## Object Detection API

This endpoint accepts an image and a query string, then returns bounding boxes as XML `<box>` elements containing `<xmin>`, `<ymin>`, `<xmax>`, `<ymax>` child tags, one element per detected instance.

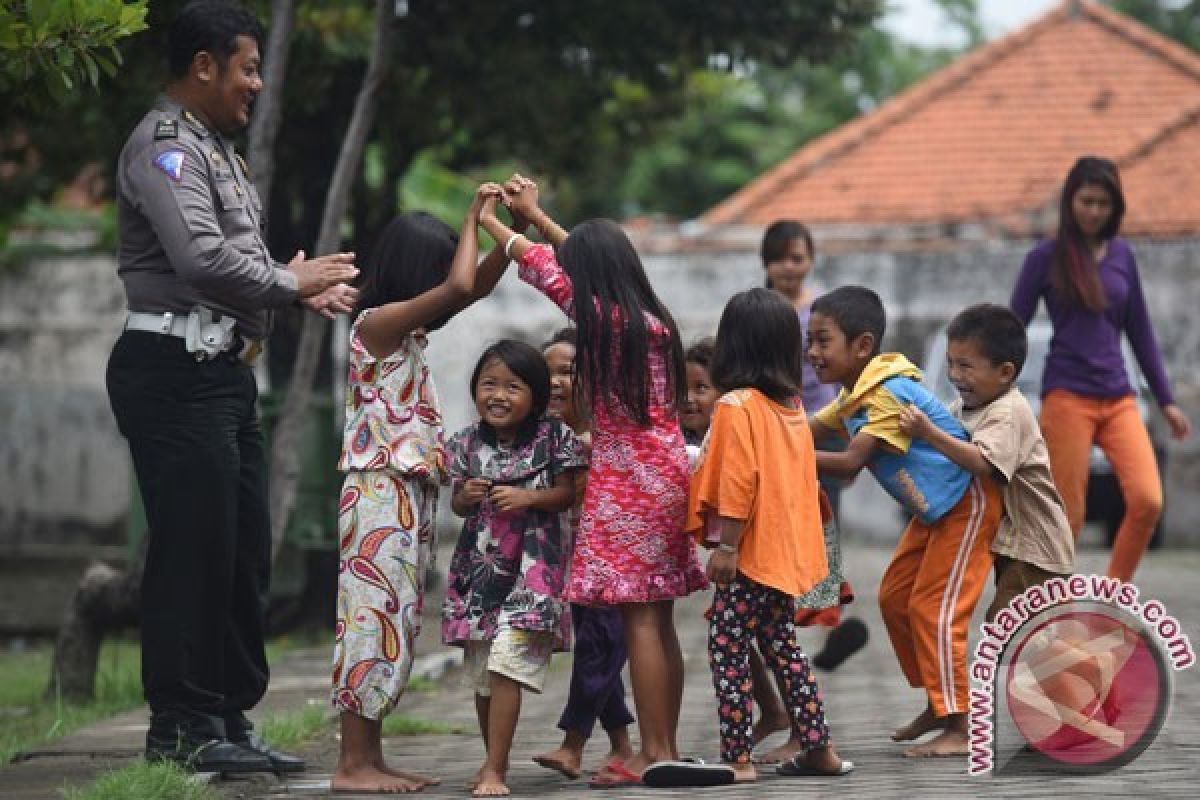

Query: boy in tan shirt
<box><xmin>899</xmin><ymin>304</ymin><xmax>1075</xmax><ymax>622</ymax></box>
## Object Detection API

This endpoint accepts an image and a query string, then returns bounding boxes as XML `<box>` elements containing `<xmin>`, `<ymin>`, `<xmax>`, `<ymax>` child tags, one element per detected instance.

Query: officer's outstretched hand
<box><xmin>288</xmin><ymin>250</ymin><xmax>358</xmax><ymax>297</ymax></box>
<box><xmin>301</xmin><ymin>283</ymin><xmax>359</xmax><ymax>319</ymax></box>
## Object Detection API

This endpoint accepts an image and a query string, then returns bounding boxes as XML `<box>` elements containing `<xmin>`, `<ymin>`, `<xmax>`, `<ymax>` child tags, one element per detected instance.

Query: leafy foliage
<box><xmin>0</xmin><ymin>0</ymin><xmax>148</xmax><ymax>106</ymax></box>
<box><xmin>1111</xmin><ymin>0</ymin><xmax>1200</xmax><ymax>51</ymax></box>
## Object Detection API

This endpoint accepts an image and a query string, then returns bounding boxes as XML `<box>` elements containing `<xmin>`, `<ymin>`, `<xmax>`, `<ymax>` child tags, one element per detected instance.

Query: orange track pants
<box><xmin>879</xmin><ymin>478</ymin><xmax>1002</xmax><ymax>717</ymax></box>
<box><xmin>1039</xmin><ymin>390</ymin><xmax>1162</xmax><ymax>582</ymax></box>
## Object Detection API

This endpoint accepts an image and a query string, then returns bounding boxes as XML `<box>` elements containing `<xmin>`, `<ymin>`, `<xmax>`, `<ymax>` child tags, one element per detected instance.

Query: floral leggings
<box><xmin>709</xmin><ymin>574</ymin><xmax>830</xmax><ymax>763</ymax></box>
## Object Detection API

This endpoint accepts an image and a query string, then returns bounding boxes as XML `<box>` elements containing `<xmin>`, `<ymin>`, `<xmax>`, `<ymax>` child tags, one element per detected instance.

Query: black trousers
<box><xmin>107</xmin><ymin>331</ymin><xmax>270</xmax><ymax>739</ymax></box>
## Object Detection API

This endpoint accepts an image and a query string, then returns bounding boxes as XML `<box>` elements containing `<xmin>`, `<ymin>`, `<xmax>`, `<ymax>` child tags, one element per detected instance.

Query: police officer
<box><xmin>106</xmin><ymin>0</ymin><xmax>358</xmax><ymax>773</ymax></box>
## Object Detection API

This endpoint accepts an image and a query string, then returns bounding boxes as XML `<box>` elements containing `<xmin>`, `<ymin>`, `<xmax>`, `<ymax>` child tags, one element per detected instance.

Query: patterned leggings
<box><xmin>709</xmin><ymin>574</ymin><xmax>830</xmax><ymax>763</ymax></box>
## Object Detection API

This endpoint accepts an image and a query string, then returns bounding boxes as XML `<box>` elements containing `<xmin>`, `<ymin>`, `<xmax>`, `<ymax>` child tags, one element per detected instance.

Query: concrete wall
<box><xmin>2</xmin><ymin>235</ymin><xmax>1197</xmax><ymax>556</ymax></box>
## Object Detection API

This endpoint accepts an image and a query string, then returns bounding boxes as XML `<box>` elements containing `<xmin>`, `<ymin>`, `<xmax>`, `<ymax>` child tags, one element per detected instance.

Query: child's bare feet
<box><xmin>727</xmin><ymin>762</ymin><xmax>757</xmax><ymax>782</ymax></box>
<box><xmin>465</xmin><ymin>767</ymin><xmax>482</xmax><ymax>790</ymax></box>
<box><xmin>332</xmin><ymin>763</ymin><xmax>424</xmax><ymax>794</ymax></box>
<box><xmin>471</xmin><ymin>765</ymin><xmax>510</xmax><ymax>797</ymax></box>
<box><xmin>892</xmin><ymin>705</ymin><xmax>944</xmax><ymax>741</ymax></box>
<box><xmin>754</xmin><ymin>734</ymin><xmax>805</xmax><ymax>765</ymax></box>
<box><xmin>532</xmin><ymin>746</ymin><xmax>582</xmax><ymax>780</ymax></box>
<box><xmin>376</xmin><ymin>762</ymin><xmax>440</xmax><ymax>786</ymax></box>
<box><xmin>904</xmin><ymin>727</ymin><xmax>969</xmax><ymax>758</ymax></box>
<box><xmin>904</xmin><ymin>713</ymin><xmax>967</xmax><ymax>757</ymax></box>
<box><xmin>752</xmin><ymin>711</ymin><xmax>790</xmax><ymax>745</ymax></box>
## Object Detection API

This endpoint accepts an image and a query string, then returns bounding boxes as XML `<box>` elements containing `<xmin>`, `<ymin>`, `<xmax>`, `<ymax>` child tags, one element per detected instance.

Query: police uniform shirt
<box><xmin>116</xmin><ymin>94</ymin><xmax>298</xmax><ymax>340</ymax></box>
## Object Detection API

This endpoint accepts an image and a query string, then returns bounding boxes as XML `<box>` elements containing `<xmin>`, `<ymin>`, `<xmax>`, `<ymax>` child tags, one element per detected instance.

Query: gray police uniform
<box><xmin>106</xmin><ymin>95</ymin><xmax>292</xmax><ymax>748</ymax></box>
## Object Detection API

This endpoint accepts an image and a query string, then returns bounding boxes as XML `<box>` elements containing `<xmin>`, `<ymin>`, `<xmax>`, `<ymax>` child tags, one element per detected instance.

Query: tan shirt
<box><xmin>955</xmin><ymin>386</ymin><xmax>1074</xmax><ymax>574</ymax></box>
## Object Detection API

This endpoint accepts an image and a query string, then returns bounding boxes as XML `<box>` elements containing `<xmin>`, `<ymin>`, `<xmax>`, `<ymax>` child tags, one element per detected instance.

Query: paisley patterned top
<box><xmin>338</xmin><ymin>309</ymin><xmax>446</xmax><ymax>483</ymax></box>
<box><xmin>441</xmin><ymin>417</ymin><xmax>587</xmax><ymax>649</ymax></box>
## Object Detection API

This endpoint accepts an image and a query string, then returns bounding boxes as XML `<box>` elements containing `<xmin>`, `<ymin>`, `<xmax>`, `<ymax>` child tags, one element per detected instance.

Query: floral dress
<box><xmin>441</xmin><ymin>418</ymin><xmax>587</xmax><ymax>650</ymax></box>
<box><xmin>519</xmin><ymin>244</ymin><xmax>708</xmax><ymax>605</ymax></box>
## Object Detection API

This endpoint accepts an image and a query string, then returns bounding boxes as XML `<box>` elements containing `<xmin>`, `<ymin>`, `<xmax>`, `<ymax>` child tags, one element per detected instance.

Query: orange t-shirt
<box><xmin>686</xmin><ymin>388</ymin><xmax>828</xmax><ymax>596</ymax></box>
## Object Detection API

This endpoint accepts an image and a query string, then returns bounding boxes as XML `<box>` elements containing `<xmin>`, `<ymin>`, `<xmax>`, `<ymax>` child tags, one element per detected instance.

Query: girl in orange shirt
<box><xmin>687</xmin><ymin>288</ymin><xmax>853</xmax><ymax>783</ymax></box>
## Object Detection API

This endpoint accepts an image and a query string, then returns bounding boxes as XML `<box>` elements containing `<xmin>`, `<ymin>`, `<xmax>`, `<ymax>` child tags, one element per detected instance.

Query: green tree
<box><xmin>0</xmin><ymin>0</ymin><xmax>148</xmax><ymax>105</ymax></box>
<box><xmin>1110</xmin><ymin>0</ymin><xmax>1200</xmax><ymax>51</ymax></box>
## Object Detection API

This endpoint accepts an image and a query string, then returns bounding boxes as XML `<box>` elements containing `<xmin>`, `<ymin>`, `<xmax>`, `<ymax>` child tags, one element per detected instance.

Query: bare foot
<box><xmin>532</xmin><ymin>747</ymin><xmax>582</xmax><ymax>780</ymax></box>
<box><xmin>904</xmin><ymin>728</ymin><xmax>969</xmax><ymax>758</ymax></box>
<box><xmin>754</xmin><ymin>735</ymin><xmax>805</xmax><ymax>765</ymax></box>
<box><xmin>465</xmin><ymin>767</ymin><xmax>482</xmax><ymax>790</ymax></box>
<box><xmin>752</xmin><ymin>711</ymin><xmax>790</xmax><ymax>745</ymax></box>
<box><xmin>376</xmin><ymin>762</ymin><xmax>440</xmax><ymax>786</ymax></box>
<box><xmin>471</xmin><ymin>766</ymin><xmax>510</xmax><ymax>797</ymax></box>
<box><xmin>892</xmin><ymin>706</ymin><xmax>944</xmax><ymax>741</ymax></box>
<box><xmin>728</xmin><ymin>762</ymin><xmax>757</xmax><ymax>783</ymax></box>
<box><xmin>332</xmin><ymin>764</ymin><xmax>424</xmax><ymax>794</ymax></box>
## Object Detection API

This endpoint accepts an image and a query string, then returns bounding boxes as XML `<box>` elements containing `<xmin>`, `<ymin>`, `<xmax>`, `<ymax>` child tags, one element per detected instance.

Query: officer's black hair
<box><xmin>470</xmin><ymin>340</ymin><xmax>551</xmax><ymax>448</ymax></box>
<box><xmin>355</xmin><ymin>212</ymin><xmax>459</xmax><ymax>331</ymax></box>
<box><xmin>810</xmin><ymin>285</ymin><xmax>886</xmax><ymax>356</ymax></box>
<box><xmin>168</xmin><ymin>0</ymin><xmax>264</xmax><ymax>78</ymax></box>
<box><xmin>947</xmin><ymin>303</ymin><xmax>1027</xmax><ymax>375</ymax></box>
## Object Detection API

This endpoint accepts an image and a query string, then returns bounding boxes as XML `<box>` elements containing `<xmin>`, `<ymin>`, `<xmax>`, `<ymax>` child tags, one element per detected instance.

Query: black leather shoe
<box><xmin>146</xmin><ymin>736</ymin><xmax>274</xmax><ymax>774</ymax></box>
<box><xmin>231</xmin><ymin>732</ymin><xmax>306</xmax><ymax>773</ymax></box>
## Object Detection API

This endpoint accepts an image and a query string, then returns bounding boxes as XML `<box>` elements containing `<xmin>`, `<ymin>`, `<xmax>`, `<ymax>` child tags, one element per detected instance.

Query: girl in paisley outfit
<box><xmin>331</xmin><ymin>185</ymin><xmax>515</xmax><ymax>795</ymax></box>
<box><xmin>443</xmin><ymin>339</ymin><xmax>587</xmax><ymax>798</ymax></box>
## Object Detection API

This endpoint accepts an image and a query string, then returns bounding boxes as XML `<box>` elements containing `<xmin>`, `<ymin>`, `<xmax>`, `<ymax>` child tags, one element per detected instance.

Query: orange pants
<box><xmin>879</xmin><ymin>478</ymin><xmax>1001</xmax><ymax>717</ymax></box>
<box><xmin>1039</xmin><ymin>390</ymin><xmax>1162</xmax><ymax>582</ymax></box>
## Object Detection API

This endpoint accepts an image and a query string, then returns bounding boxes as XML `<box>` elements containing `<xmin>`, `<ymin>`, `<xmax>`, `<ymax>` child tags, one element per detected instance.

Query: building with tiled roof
<box><xmin>700</xmin><ymin>0</ymin><xmax>1200</xmax><ymax>240</ymax></box>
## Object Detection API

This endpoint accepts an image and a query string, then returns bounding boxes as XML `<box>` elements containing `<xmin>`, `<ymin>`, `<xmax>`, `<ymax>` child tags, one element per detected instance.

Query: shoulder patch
<box><xmin>153</xmin><ymin>150</ymin><xmax>186</xmax><ymax>182</ymax></box>
<box><xmin>153</xmin><ymin>119</ymin><xmax>179</xmax><ymax>140</ymax></box>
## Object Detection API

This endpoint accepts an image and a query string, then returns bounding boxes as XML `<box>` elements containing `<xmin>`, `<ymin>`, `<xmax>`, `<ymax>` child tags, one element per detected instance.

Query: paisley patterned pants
<box><xmin>332</xmin><ymin>471</ymin><xmax>437</xmax><ymax>720</ymax></box>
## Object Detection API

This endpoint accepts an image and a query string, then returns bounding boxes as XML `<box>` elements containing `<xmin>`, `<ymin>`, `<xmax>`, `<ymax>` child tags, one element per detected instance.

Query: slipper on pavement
<box><xmin>776</xmin><ymin>756</ymin><xmax>855</xmax><ymax>777</ymax></box>
<box><xmin>588</xmin><ymin>759</ymin><xmax>641</xmax><ymax>790</ymax></box>
<box><xmin>642</xmin><ymin>760</ymin><xmax>736</xmax><ymax>788</ymax></box>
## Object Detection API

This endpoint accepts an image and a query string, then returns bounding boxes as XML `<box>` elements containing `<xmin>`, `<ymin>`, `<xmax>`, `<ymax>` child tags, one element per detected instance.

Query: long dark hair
<box><xmin>1052</xmin><ymin>156</ymin><xmax>1124</xmax><ymax>313</ymax></box>
<box><xmin>469</xmin><ymin>340</ymin><xmax>551</xmax><ymax>447</ymax></box>
<box><xmin>355</xmin><ymin>212</ymin><xmax>458</xmax><ymax>330</ymax></box>
<box><xmin>711</xmin><ymin>288</ymin><xmax>804</xmax><ymax>406</ymax></box>
<box><xmin>761</xmin><ymin>219</ymin><xmax>815</xmax><ymax>290</ymax></box>
<box><xmin>557</xmin><ymin>219</ymin><xmax>686</xmax><ymax>425</ymax></box>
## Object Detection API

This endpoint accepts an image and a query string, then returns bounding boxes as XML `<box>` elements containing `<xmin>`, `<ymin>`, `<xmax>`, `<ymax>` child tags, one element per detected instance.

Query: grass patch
<box><xmin>407</xmin><ymin>675</ymin><xmax>437</xmax><ymax>693</ymax></box>
<box><xmin>258</xmin><ymin>704</ymin><xmax>330</xmax><ymax>749</ymax></box>
<box><xmin>62</xmin><ymin>760</ymin><xmax>221</xmax><ymax>800</ymax></box>
<box><xmin>1</xmin><ymin>638</ymin><xmax>143</xmax><ymax>765</ymax></box>
<box><xmin>382</xmin><ymin>714</ymin><xmax>464</xmax><ymax>736</ymax></box>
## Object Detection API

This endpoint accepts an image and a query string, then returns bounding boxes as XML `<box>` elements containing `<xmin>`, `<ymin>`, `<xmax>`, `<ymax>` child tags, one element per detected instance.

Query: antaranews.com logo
<box><xmin>969</xmin><ymin>574</ymin><xmax>1194</xmax><ymax>776</ymax></box>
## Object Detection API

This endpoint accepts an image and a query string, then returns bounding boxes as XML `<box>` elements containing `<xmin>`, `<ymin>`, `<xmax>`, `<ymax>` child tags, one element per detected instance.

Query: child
<box><xmin>480</xmin><ymin>175</ymin><xmax>709</xmax><ymax>789</ymax></box>
<box><xmin>332</xmin><ymin>186</ymin><xmax>514</xmax><ymax>793</ymax></box>
<box><xmin>807</xmin><ymin>286</ymin><xmax>1002</xmax><ymax>759</ymax></box>
<box><xmin>687</xmin><ymin>288</ymin><xmax>852</xmax><ymax>783</ymax></box>
<box><xmin>681</xmin><ymin>337</ymin><xmax>718</xmax><ymax>449</ymax></box>
<box><xmin>896</xmin><ymin>304</ymin><xmax>1074</xmax><ymax>622</ymax></box>
<box><xmin>443</xmin><ymin>340</ymin><xmax>587</xmax><ymax>797</ymax></box>
<box><xmin>533</xmin><ymin>328</ymin><xmax>636</xmax><ymax>779</ymax></box>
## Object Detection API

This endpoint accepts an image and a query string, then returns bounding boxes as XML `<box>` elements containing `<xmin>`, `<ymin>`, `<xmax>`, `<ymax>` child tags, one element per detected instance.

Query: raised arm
<box><xmin>898</xmin><ymin>405</ymin><xmax>995</xmax><ymax>478</ymax></box>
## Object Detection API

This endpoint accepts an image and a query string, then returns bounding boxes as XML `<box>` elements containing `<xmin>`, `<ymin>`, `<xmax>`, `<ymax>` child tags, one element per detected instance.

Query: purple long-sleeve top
<box><xmin>1010</xmin><ymin>238</ymin><xmax>1174</xmax><ymax>407</ymax></box>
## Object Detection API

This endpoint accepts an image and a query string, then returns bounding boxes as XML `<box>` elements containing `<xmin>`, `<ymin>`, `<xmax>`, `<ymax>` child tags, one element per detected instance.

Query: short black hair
<box><xmin>470</xmin><ymin>340</ymin><xmax>551</xmax><ymax>446</ymax></box>
<box><xmin>542</xmin><ymin>327</ymin><xmax>577</xmax><ymax>351</ymax></box>
<box><xmin>710</xmin><ymin>289</ymin><xmax>804</xmax><ymax>405</ymax></box>
<box><xmin>810</xmin><ymin>285</ymin><xmax>886</xmax><ymax>355</ymax></box>
<box><xmin>168</xmin><ymin>0</ymin><xmax>264</xmax><ymax>78</ymax></box>
<box><xmin>354</xmin><ymin>212</ymin><xmax>458</xmax><ymax>330</ymax></box>
<box><xmin>946</xmin><ymin>303</ymin><xmax>1027</xmax><ymax>375</ymax></box>
<box><xmin>685</xmin><ymin>336</ymin><xmax>715</xmax><ymax>369</ymax></box>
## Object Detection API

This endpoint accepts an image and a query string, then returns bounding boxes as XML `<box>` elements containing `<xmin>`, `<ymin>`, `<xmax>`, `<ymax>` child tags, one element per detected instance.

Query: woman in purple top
<box><xmin>1011</xmin><ymin>156</ymin><xmax>1192</xmax><ymax>581</ymax></box>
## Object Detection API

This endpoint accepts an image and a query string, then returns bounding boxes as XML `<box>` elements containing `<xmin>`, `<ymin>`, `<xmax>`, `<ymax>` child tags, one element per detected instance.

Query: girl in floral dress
<box><xmin>332</xmin><ymin>185</ymin><xmax>514</xmax><ymax>795</ymax></box>
<box><xmin>479</xmin><ymin>175</ymin><xmax>709</xmax><ymax>789</ymax></box>
<box><xmin>443</xmin><ymin>340</ymin><xmax>587</xmax><ymax>797</ymax></box>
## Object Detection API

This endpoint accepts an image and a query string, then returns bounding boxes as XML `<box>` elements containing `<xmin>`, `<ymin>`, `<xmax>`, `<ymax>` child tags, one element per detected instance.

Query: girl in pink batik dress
<box><xmin>480</xmin><ymin>175</ymin><xmax>710</xmax><ymax>790</ymax></box>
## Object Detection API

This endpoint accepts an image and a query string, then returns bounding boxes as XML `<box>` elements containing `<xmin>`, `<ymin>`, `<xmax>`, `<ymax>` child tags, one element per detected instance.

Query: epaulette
<box><xmin>153</xmin><ymin>118</ymin><xmax>179</xmax><ymax>140</ymax></box>
<box><xmin>235</xmin><ymin>153</ymin><xmax>252</xmax><ymax>179</ymax></box>
<box><xmin>181</xmin><ymin>109</ymin><xmax>210</xmax><ymax>138</ymax></box>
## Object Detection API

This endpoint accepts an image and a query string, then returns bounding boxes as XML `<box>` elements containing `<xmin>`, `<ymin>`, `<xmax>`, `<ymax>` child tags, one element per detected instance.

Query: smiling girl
<box><xmin>442</xmin><ymin>339</ymin><xmax>588</xmax><ymax>797</ymax></box>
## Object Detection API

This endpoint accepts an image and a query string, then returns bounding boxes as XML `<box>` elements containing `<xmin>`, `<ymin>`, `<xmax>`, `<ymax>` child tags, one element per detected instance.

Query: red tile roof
<box><xmin>701</xmin><ymin>1</ymin><xmax>1200</xmax><ymax>237</ymax></box>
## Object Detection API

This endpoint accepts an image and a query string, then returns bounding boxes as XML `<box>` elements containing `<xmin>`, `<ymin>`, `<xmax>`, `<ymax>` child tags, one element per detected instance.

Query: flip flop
<box><xmin>812</xmin><ymin>618</ymin><xmax>868</xmax><ymax>671</ymax></box>
<box><xmin>588</xmin><ymin>759</ymin><xmax>641</xmax><ymax>790</ymax></box>
<box><xmin>642</xmin><ymin>760</ymin><xmax>737</xmax><ymax>788</ymax></box>
<box><xmin>776</xmin><ymin>756</ymin><xmax>855</xmax><ymax>777</ymax></box>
